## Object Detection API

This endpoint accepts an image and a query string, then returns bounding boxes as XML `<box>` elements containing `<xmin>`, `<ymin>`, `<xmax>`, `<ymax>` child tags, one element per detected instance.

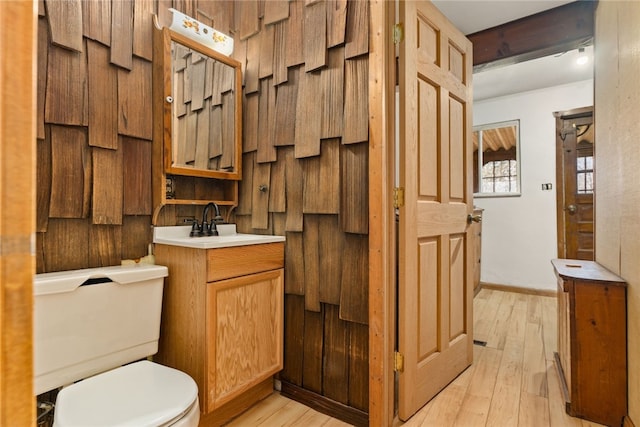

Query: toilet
<box><xmin>34</xmin><ymin>264</ymin><xmax>200</xmax><ymax>427</ymax></box>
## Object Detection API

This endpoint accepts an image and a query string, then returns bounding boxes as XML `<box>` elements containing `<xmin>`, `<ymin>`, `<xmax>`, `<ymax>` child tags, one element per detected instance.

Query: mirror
<box><xmin>473</xmin><ymin>120</ymin><xmax>521</xmax><ymax>196</ymax></box>
<box><xmin>155</xmin><ymin>25</ymin><xmax>242</xmax><ymax>180</ymax></box>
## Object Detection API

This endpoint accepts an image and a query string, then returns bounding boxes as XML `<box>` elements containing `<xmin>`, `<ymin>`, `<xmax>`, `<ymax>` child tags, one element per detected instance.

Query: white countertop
<box><xmin>153</xmin><ymin>225</ymin><xmax>285</xmax><ymax>249</ymax></box>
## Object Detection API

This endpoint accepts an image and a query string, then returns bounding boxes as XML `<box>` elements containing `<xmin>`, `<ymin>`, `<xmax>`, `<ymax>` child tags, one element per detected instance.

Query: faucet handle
<box><xmin>205</xmin><ymin>221</ymin><xmax>219</xmax><ymax>236</ymax></box>
<box><xmin>189</xmin><ymin>220</ymin><xmax>200</xmax><ymax>237</ymax></box>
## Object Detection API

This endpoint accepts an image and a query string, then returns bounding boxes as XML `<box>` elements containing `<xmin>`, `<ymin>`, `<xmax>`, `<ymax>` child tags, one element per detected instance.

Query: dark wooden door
<box><xmin>555</xmin><ymin>107</ymin><xmax>594</xmax><ymax>260</ymax></box>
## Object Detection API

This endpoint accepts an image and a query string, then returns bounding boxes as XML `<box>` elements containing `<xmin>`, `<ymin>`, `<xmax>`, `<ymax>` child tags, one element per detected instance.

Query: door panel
<box><xmin>450</xmin><ymin>98</ymin><xmax>465</xmax><ymax>199</ymax></box>
<box><xmin>418</xmin><ymin>80</ymin><xmax>438</xmax><ymax>197</ymax></box>
<box><xmin>418</xmin><ymin>239</ymin><xmax>439</xmax><ymax>357</ymax></box>
<box><xmin>398</xmin><ymin>0</ymin><xmax>474</xmax><ymax>420</ymax></box>
<box><xmin>450</xmin><ymin>234</ymin><xmax>466</xmax><ymax>339</ymax></box>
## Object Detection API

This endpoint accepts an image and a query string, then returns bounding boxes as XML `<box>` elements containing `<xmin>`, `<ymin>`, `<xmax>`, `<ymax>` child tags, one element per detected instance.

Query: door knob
<box><xmin>566</xmin><ymin>204</ymin><xmax>577</xmax><ymax>215</ymax></box>
<box><xmin>467</xmin><ymin>214</ymin><xmax>482</xmax><ymax>224</ymax></box>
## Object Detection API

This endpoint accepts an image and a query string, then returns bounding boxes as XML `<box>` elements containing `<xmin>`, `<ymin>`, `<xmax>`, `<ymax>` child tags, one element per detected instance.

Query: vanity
<box><xmin>150</xmin><ymin>13</ymin><xmax>284</xmax><ymax>425</ymax></box>
<box><xmin>154</xmin><ymin>225</ymin><xmax>285</xmax><ymax>425</ymax></box>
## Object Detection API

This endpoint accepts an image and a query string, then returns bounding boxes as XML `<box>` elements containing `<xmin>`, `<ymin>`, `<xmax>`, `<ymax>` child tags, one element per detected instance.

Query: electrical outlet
<box><xmin>541</xmin><ymin>183</ymin><xmax>553</xmax><ymax>190</ymax></box>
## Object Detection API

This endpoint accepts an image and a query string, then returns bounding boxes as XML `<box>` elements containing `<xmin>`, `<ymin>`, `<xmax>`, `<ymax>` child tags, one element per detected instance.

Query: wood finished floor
<box><xmin>227</xmin><ymin>289</ymin><xmax>605</xmax><ymax>427</ymax></box>
<box><xmin>225</xmin><ymin>391</ymin><xmax>352</xmax><ymax>426</ymax></box>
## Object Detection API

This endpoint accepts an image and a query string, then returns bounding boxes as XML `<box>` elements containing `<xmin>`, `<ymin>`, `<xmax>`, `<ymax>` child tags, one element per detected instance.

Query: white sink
<box><xmin>153</xmin><ymin>225</ymin><xmax>285</xmax><ymax>249</ymax></box>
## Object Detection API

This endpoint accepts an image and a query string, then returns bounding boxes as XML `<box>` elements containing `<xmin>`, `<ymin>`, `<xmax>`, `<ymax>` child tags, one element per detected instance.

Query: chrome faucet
<box><xmin>189</xmin><ymin>202</ymin><xmax>223</xmax><ymax>237</ymax></box>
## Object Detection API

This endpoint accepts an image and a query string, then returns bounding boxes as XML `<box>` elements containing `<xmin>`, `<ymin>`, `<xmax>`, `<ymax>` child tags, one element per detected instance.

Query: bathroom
<box><xmin>32</xmin><ymin>0</ymin><xmax>369</xmax><ymax>425</ymax></box>
<box><xmin>3</xmin><ymin>1</ymin><xmax>640</xmax><ymax>426</ymax></box>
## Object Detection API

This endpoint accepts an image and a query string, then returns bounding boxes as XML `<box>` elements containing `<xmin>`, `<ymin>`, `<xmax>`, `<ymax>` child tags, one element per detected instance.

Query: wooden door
<box><xmin>397</xmin><ymin>1</ymin><xmax>474</xmax><ymax>420</ymax></box>
<box><xmin>555</xmin><ymin>107</ymin><xmax>594</xmax><ymax>260</ymax></box>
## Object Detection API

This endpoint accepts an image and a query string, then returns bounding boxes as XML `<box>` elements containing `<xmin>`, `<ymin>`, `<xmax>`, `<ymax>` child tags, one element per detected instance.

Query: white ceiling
<box><xmin>473</xmin><ymin>45</ymin><xmax>593</xmax><ymax>101</ymax></box>
<box><xmin>431</xmin><ymin>0</ymin><xmax>593</xmax><ymax>101</ymax></box>
<box><xmin>432</xmin><ymin>0</ymin><xmax>575</xmax><ymax>35</ymax></box>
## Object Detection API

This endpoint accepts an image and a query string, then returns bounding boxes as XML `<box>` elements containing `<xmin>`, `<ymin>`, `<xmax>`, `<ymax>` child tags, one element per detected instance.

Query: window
<box><xmin>473</xmin><ymin>120</ymin><xmax>521</xmax><ymax>196</ymax></box>
<box><xmin>576</xmin><ymin>140</ymin><xmax>594</xmax><ymax>194</ymax></box>
<box><xmin>482</xmin><ymin>159</ymin><xmax>518</xmax><ymax>193</ymax></box>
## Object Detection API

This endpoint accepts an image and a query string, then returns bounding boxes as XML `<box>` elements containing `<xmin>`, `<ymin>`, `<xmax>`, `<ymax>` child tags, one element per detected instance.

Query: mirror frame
<box><xmin>154</xmin><ymin>21</ymin><xmax>242</xmax><ymax>180</ymax></box>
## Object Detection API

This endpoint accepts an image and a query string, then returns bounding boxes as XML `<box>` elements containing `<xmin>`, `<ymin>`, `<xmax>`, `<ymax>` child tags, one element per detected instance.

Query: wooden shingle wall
<box><xmin>36</xmin><ymin>0</ymin><xmax>228</xmax><ymax>272</ymax></box>
<box><xmin>231</xmin><ymin>0</ymin><xmax>370</xmax><ymax>418</ymax></box>
<box><xmin>37</xmin><ymin>0</ymin><xmax>369</xmax><ymax>419</ymax></box>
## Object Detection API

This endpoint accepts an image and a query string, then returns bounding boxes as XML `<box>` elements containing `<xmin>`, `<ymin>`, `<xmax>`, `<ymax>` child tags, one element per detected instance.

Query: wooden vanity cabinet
<box><xmin>155</xmin><ymin>242</ymin><xmax>284</xmax><ymax>426</ymax></box>
<box><xmin>551</xmin><ymin>259</ymin><xmax>627</xmax><ymax>427</ymax></box>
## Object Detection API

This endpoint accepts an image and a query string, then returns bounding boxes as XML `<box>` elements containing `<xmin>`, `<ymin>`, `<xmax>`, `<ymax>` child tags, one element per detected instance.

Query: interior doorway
<box><xmin>554</xmin><ymin>107</ymin><xmax>595</xmax><ymax>260</ymax></box>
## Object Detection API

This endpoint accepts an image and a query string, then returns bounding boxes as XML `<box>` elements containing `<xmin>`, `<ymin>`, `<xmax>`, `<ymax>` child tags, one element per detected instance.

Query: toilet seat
<box><xmin>53</xmin><ymin>361</ymin><xmax>199</xmax><ymax>427</ymax></box>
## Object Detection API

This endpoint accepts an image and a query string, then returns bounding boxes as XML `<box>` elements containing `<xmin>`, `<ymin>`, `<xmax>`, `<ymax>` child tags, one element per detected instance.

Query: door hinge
<box><xmin>394</xmin><ymin>351</ymin><xmax>405</xmax><ymax>373</ymax></box>
<box><xmin>393</xmin><ymin>187</ymin><xmax>405</xmax><ymax>208</ymax></box>
<box><xmin>393</xmin><ymin>23</ymin><xmax>404</xmax><ymax>44</ymax></box>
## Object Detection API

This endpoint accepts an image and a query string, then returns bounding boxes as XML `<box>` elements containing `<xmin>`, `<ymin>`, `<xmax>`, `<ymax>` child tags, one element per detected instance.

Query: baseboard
<box><xmin>280</xmin><ymin>381</ymin><xmax>369</xmax><ymax>427</ymax></box>
<box><xmin>473</xmin><ymin>284</ymin><xmax>482</xmax><ymax>297</ymax></box>
<box><xmin>480</xmin><ymin>282</ymin><xmax>557</xmax><ymax>297</ymax></box>
<box><xmin>624</xmin><ymin>415</ymin><xmax>636</xmax><ymax>427</ymax></box>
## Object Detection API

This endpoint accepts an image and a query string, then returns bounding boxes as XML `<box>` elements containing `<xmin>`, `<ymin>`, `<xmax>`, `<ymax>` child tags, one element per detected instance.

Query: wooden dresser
<box><xmin>551</xmin><ymin>259</ymin><xmax>627</xmax><ymax>427</ymax></box>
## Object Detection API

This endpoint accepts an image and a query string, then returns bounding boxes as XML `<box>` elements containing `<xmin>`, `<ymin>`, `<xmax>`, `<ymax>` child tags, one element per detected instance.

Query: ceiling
<box><xmin>431</xmin><ymin>0</ymin><xmax>594</xmax><ymax>101</ymax></box>
<box><xmin>432</xmin><ymin>0</ymin><xmax>575</xmax><ymax>35</ymax></box>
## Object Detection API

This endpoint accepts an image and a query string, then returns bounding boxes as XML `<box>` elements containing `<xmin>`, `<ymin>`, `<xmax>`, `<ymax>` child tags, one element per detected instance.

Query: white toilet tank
<box><xmin>34</xmin><ymin>264</ymin><xmax>168</xmax><ymax>396</ymax></box>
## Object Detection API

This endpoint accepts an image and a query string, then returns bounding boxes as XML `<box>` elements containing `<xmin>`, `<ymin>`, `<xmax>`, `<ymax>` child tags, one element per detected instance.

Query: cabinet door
<box><xmin>206</xmin><ymin>269</ymin><xmax>284</xmax><ymax>412</ymax></box>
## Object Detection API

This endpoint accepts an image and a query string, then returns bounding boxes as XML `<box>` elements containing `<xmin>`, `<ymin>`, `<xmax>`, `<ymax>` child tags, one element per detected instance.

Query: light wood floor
<box><xmin>228</xmin><ymin>289</ymin><xmax>604</xmax><ymax>427</ymax></box>
<box><xmin>226</xmin><ymin>391</ymin><xmax>352</xmax><ymax>426</ymax></box>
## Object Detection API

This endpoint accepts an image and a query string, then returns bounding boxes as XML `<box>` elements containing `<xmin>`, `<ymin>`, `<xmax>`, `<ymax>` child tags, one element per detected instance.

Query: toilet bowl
<box><xmin>54</xmin><ymin>361</ymin><xmax>199</xmax><ymax>427</ymax></box>
<box><xmin>34</xmin><ymin>264</ymin><xmax>200</xmax><ymax>427</ymax></box>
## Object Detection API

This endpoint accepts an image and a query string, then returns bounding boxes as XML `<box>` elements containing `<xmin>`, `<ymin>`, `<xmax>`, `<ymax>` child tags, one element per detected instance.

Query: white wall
<box><xmin>473</xmin><ymin>79</ymin><xmax>593</xmax><ymax>291</ymax></box>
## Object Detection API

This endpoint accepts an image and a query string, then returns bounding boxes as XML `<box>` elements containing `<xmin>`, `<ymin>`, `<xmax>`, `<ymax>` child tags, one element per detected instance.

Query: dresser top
<box><xmin>551</xmin><ymin>259</ymin><xmax>626</xmax><ymax>285</ymax></box>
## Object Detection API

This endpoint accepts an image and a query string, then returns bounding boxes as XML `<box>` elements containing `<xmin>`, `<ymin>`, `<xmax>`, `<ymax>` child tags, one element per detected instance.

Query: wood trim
<box><xmin>280</xmin><ymin>381</ymin><xmax>369</xmax><ymax>427</ymax></box>
<box><xmin>151</xmin><ymin>17</ymin><xmax>168</xmax><ymax>223</ymax></box>
<box><xmin>480</xmin><ymin>282</ymin><xmax>557</xmax><ymax>297</ymax></box>
<box><xmin>555</xmin><ymin>113</ymin><xmax>567</xmax><ymax>258</ymax></box>
<box><xmin>468</xmin><ymin>1</ymin><xmax>594</xmax><ymax>70</ymax></box>
<box><xmin>473</xmin><ymin>284</ymin><xmax>483</xmax><ymax>297</ymax></box>
<box><xmin>0</xmin><ymin>1</ymin><xmax>36</xmax><ymax>425</ymax></box>
<box><xmin>624</xmin><ymin>416</ymin><xmax>637</xmax><ymax>427</ymax></box>
<box><xmin>368</xmin><ymin>1</ymin><xmax>395</xmax><ymax>426</ymax></box>
<box><xmin>553</xmin><ymin>106</ymin><xmax>594</xmax><ymax>121</ymax></box>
